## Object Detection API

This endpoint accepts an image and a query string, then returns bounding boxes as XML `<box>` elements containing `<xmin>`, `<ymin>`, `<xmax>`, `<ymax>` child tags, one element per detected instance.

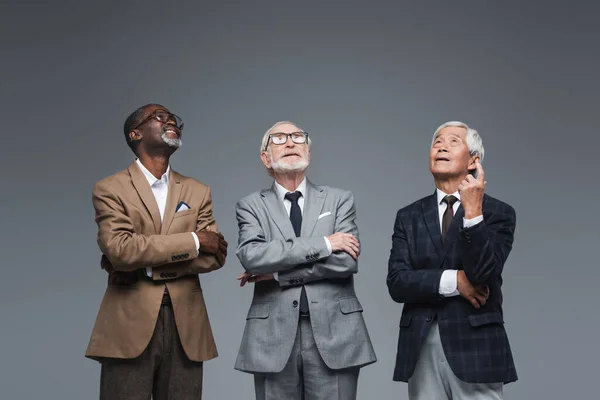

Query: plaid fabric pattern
<box><xmin>387</xmin><ymin>193</ymin><xmax>518</xmax><ymax>384</ymax></box>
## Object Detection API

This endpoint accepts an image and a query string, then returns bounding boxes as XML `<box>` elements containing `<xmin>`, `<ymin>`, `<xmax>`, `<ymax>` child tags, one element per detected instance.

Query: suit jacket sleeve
<box><xmin>93</xmin><ymin>181</ymin><xmax>197</xmax><ymax>272</ymax></box>
<box><xmin>152</xmin><ymin>187</ymin><xmax>224</xmax><ymax>280</ymax></box>
<box><xmin>459</xmin><ymin>203</ymin><xmax>516</xmax><ymax>285</ymax></box>
<box><xmin>386</xmin><ymin>209</ymin><xmax>445</xmax><ymax>304</ymax></box>
<box><xmin>276</xmin><ymin>190</ymin><xmax>358</xmax><ymax>287</ymax></box>
<box><xmin>235</xmin><ymin>198</ymin><xmax>329</xmax><ymax>275</ymax></box>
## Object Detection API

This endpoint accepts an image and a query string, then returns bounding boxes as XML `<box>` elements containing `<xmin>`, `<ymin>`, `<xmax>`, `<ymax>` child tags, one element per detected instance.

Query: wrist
<box><xmin>464</xmin><ymin>207</ymin><xmax>482</xmax><ymax>220</ymax></box>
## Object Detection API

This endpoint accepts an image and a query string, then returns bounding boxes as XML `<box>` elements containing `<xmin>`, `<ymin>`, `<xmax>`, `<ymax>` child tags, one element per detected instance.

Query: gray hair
<box><xmin>260</xmin><ymin>120</ymin><xmax>312</xmax><ymax>153</ymax></box>
<box><xmin>431</xmin><ymin>121</ymin><xmax>485</xmax><ymax>161</ymax></box>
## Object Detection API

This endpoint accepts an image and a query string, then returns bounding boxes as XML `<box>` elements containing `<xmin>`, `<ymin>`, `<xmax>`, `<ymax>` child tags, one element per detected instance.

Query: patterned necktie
<box><xmin>441</xmin><ymin>195</ymin><xmax>458</xmax><ymax>243</ymax></box>
<box><xmin>284</xmin><ymin>191</ymin><xmax>308</xmax><ymax>313</ymax></box>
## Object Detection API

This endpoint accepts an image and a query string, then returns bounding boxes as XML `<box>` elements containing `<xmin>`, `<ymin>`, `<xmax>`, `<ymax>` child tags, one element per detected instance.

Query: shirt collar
<box><xmin>436</xmin><ymin>188</ymin><xmax>461</xmax><ymax>205</ymax></box>
<box><xmin>136</xmin><ymin>159</ymin><xmax>170</xmax><ymax>187</ymax></box>
<box><xmin>274</xmin><ymin>178</ymin><xmax>307</xmax><ymax>202</ymax></box>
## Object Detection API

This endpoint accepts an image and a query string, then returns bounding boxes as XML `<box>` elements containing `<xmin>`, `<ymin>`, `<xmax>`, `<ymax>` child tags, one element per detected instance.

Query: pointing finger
<box><xmin>476</xmin><ymin>161</ymin><xmax>485</xmax><ymax>183</ymax></box>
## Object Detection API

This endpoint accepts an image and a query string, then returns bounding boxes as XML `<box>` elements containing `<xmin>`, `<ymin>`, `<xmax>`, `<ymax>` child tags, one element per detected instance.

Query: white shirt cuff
<box><xmin>273</xmin><ymin>272</ymin><xmax>279</xmax><ymax>281</ymax></box>
<box><xmin>463</xmin><ymin>215</ymin><xmax>484</xmax><ymax>228</ymax></box>
<box><xmin>324</xmin><ymin>237</ymin><xmax>332</xmax><ymax>255</ymax></box>
<box><xmin>191</xmin><ymin>232</ymin><xmax>200</xmax><ymax>256</ymax></box>
<box><xmin>439</xmin><ymin>270</ymin><xmax>459</xmax><ymax>297</ymax></box>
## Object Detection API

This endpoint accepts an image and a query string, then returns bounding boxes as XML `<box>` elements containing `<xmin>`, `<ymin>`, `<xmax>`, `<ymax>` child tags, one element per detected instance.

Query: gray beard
<box><xmin>161</xmin><ymin>132</ymin><xmax>182</xmax><ymax>148</ymax></box>
<box><xmin>271</xmin><ymin>157</ymin><xmax>309</xmax><ymax>174</ymax></box>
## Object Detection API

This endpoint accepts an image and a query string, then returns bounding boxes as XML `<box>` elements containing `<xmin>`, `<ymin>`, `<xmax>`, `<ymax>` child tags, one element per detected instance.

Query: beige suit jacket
<box><xmin>85</xmin><ymin>162</ymin><xmax>222</xmax><ymax>362</ymax></box>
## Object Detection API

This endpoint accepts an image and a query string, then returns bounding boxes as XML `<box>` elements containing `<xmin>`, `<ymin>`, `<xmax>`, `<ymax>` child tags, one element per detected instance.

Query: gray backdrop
<box><xmin>1</xmin><ymin>0</ymin><xmax>597</xmax><ymax>399</ymax></box>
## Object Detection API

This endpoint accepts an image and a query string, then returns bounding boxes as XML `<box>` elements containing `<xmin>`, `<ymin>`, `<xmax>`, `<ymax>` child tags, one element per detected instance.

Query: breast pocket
<box><xmin>170</xmin><ymin>208</ymin><xmax>198</xmax><ymax>232</ymax></box>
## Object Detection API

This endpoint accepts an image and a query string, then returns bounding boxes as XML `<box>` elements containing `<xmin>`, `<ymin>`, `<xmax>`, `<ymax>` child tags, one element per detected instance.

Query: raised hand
<box><xmin>458</xmin><ymin>161</ymin><xmax>486</xmax><ymax>219</ymax></box>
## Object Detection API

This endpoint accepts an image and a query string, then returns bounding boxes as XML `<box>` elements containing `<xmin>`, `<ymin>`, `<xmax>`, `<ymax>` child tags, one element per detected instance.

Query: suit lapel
<box><xmin>301</xmin><ymin>180</ymin><xmax>326</xmax><ymax>237</ymax></box>
<box><xmin>128</xmin><ymin>162</ymin><xmax>161</xmax><ymax>234</ymax></box>
<box><xmin>442</xmin><ymin>203</ymin><xmax>464</xmax><ymax>255</ymax></box>
<box><xmin>422</xmin><ymin>193</ymin><xmax>442</xmax><ymax>256</ymax></box>
<box><xmin>261</xmin><ymin>184</ymin><xmax>296</xmax><ymax>240</ymax></box>
<box><xmin>160</xmin><ymin>170</ymin><xmax>183</xmax><ymax>235</ymax></box>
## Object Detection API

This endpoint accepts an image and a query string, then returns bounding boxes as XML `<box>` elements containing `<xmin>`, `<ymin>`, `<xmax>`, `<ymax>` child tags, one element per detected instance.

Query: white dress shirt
<box><xmin>271</xmin><ymin>178</ymin><xmax>332</xmax><ymax>281</ymax></box>
<box><xmin>436</xmin><ymin>189</ymin><xmax>484</xmax><ymax>296</ymax></box>
<box><xmin>135</xmin><ymin>159</ymin><xmax>199</xmax><ymax>277</ymax></box>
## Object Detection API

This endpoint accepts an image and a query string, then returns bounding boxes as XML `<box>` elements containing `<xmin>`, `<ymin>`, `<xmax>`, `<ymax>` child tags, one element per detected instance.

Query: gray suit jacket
<box><xmin>234</xmin><ymin>180</ymin><xmax>377</xmax><ymax>373</ymax></box>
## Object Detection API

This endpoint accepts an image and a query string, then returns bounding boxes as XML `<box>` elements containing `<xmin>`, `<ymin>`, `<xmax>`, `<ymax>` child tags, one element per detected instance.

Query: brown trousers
<box><xmin>99</xmin><ymin>296</ymin><xmax>203</xmax><ymax>399</ymax></box>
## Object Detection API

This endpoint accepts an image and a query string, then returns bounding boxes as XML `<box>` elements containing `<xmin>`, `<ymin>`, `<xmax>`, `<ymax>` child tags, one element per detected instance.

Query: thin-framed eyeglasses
<box><xmin>133</xmin><ymin>110</ymin><xmax>184</xmax><ymax>131</ymax></box>
<box><xmin>264</xmin><ymin>131</ymin><xmax>309</xmax><ymax>150</ymax></box>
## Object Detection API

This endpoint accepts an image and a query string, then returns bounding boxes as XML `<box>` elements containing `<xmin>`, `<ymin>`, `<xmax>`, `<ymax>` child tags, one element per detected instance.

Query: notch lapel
<box><xmin>422</xmin><ymin>193</ymin><xmax>442</xmax><ymax>256</ymax></box>
<box><xmin>128</xmin><ymin>162</ymin><xmax>161</xmax><ymax>234</ymax></box>
<box><xmin>301</xmin><ymin>181</ymin><xmax>326</xmax><ymax>237</ymax></box>
<box><xmin>160</xmin><ymin>170</ymin><xmax>183</xmax><ymax>235</ymax></box>
<box><xmin>261</xmin><ymin>184</ymin><xmax>296</xmax><ymax>240</ymax></box>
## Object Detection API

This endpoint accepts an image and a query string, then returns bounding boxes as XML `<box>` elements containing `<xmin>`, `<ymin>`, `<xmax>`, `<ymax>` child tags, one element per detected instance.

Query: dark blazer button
<box><xmin>184</xmin><ymin>253</ymin><xmax>189</xmax><ymax>258</ymax></box>
<box><xmin>160</xmin><ymin>272</ymin><xmax>166</xmax><ymax>278</ymax></box>
<box><xmin>298</xmin><ymin>278</ymin><xmax>303</xmax><ymax>283</ymax></box>
<box><xmin>292</xmin><ymin>300</ymin><xmax>298</xmax><ymax>308</ymax></box>
<box><xmin>171</xmin><ymin>256</ymin><xmax>176</xmax><ymax>261</ymax></box>
<box><xmin>426</xmin><ymin>316</ymin><xmax>432</xmax><ymax>322</ymax></box>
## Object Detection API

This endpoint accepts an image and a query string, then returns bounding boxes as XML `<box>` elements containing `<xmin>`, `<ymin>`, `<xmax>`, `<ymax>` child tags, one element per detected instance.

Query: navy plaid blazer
<box><xmin>387</xmin><ymin>192</ymin><xmax>518</xmax><ymax>384</ymax></box>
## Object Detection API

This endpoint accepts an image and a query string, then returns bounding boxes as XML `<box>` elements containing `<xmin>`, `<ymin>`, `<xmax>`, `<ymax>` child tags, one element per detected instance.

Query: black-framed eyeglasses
<box><xmin>133</xmin><ymin>110</ymin><xmax>184</xmax><ymax>131</ymax></box>
<box><xmin>265</xmin><ymin>131</ymin><xmax>309</xmax><ymax>150</ymax></box>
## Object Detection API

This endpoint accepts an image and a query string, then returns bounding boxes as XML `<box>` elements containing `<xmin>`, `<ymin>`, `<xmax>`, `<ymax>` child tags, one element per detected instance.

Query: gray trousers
<box><xmin>99</xmin><ymin>298</ymin><xmax>203</xmax><ymax>400</ymax></box>
<box><xmin>254</xmin><ymin>316</ymin><xmax>359</xmax><ymax>400</ymax></box>
<box><xmin>408</xmin><ymin>321</ymin><xmax>503</xmax><ymax>400</ymax></box>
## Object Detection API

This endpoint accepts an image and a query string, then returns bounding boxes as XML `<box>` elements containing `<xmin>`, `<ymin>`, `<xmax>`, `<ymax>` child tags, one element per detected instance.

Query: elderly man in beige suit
<box><xmin>85</xmin><ymin>103</ymin><xmax>228</xmax><ymax>400</ymax></box>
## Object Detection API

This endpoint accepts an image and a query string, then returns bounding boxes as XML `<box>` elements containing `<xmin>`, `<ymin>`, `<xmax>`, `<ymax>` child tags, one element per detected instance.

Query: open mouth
<box><xmin>163</xmin><ymin>126</ymin><xmax>181</xmax><ymax>137</ymax></box>
<box><xmin>282</xmin><ymin>153</ymin><xmax>300</xmax><ymax>158</ymax></box>
<box><xmin>435</xmin><ymin>156</ymin><xmax>450</xmax><ymax>161</ymax></box>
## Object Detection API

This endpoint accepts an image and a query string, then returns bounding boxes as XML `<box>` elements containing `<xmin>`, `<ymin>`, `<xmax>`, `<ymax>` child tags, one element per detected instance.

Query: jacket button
<box><xmin>160</xmin><ymin>272</ymin><xmax>166</xmax><ymax>278</ymax></box>
<box><xmin>426</xmin><ymin>316</ymin><xmax>432</xmax><ymax>322</ymax></box>
<box><xmin>292</xmin><ymin>300</ymin><xmax>298</xmax><ymax>308</ymax></box>
<box><xmin>171</xmin><ymin>256</ymin><xmax>176</xmax><ymax>261</ymax></box>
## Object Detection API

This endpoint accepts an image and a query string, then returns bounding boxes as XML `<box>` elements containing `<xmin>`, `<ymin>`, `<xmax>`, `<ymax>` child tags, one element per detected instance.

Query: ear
<box><xmin>129</xmin><ymin>129</ymin><xmax>142</xmax><ymax>143</ymax></box>
<box><xmin>260</xmin><ymin>151</ymin><xmax>271</xmax><ymax>169</ymax></box>
<box><xmin>467</xmin><ymin>155</ymin><xmax>480</xmax><ymax>172</ymax></box>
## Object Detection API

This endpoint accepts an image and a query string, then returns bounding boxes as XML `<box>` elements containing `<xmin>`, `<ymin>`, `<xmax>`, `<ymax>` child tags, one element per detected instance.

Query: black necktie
<box><xmin>441</xmin><ymin>195</ymin><xmax>458</xmax><ymax>243</ymax></box>
<box><xmin>285</xmin><ymin>191</ymin><xmax>309</xmax><ymax>313</ymax></box>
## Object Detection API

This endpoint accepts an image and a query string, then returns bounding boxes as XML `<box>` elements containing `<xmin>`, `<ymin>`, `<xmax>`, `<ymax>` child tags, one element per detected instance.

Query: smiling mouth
<box><xmin>163</xmin><ymin>126</ymin><xmax>181</xmax><ymax>137</ymax></box>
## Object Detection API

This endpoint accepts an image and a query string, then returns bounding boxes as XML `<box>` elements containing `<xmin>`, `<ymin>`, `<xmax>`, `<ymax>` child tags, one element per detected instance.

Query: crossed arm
<box><xmin>93</xmin><ymin>182</ymin><xmax>224</xmax><ymax>278</ymax></box>
<box><xmin>235</xmin><ymin>191</ymin><xmax>359</xmax><ymax>287</ymax></box>
<box><xmin>386</xmin><ymin>206</ymin><xmax>516</xmax><ymax>304</ymax></box>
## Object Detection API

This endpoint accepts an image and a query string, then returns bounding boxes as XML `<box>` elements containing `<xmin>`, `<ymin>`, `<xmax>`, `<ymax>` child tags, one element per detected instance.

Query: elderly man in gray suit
<box><xmin>234</xmin><ymin>121</ymin><xmax>377</xmax><ymax>400</ymax></box>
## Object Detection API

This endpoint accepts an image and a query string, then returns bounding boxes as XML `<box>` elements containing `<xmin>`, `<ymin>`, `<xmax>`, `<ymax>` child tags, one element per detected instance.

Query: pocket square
<box><xmin>317</xmin><ymin>211</ymin><xmax>331</xmax><ymax>220</ymax></box>
<box><xmin>176</xmin><ymin>201</ymin><xmax>190</xmax><ymax>212</ymax></box>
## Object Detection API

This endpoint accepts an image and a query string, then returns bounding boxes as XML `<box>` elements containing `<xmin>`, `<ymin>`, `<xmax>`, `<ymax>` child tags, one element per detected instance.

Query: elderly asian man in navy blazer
<box><xmin>387</xmin><ymin>121</ymin><xmax>517</xmax><ymax>400</ymax></box>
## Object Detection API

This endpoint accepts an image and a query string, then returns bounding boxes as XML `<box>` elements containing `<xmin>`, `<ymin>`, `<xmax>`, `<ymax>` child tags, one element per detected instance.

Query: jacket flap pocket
<box><xmin>399</xmin><ymin>313</ymin><xmax>412</xmax><ymax>327</ymax></box>
<box><xmin>468</xmin><ymin>312</ymin><xmax>504</xmax><ymax>327</ymax></box>
<box><xmin>339</xmin><ymin>297</ymin><xmax>363</xmax><ymax>314</ymax></box>
<box><xmin>246</xmin><ymin>302</ymin><xmax>270</xmax><ymax>319</ymax></box>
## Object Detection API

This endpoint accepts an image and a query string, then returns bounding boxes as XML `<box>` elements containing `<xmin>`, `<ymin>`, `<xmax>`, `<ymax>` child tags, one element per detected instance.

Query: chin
<box><xmin>272</xmin><ymin>159</ymin><xmax>309</xmax><ymax>173</ymax></box>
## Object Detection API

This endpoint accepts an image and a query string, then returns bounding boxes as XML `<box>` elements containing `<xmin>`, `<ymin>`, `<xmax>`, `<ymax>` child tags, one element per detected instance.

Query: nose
<box><xmin>285</xmin><ymin>136</ymin><xmax>296</xmax><ymax>147</ymax></box>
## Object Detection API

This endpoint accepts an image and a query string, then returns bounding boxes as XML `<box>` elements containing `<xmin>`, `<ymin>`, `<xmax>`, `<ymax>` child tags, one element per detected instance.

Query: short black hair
<box><xmin>123</xmin><ymin>103</ymin><xmax>165</xmax><ymax>153</ymax></box>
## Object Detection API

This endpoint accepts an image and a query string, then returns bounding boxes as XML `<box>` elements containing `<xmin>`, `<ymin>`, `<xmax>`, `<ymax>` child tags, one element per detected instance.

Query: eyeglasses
<box><xmin>133</xmin><ymin>110</ymin><xmax>184</xmax><ymax>131</ymax></box>
<box><xmin>265</xmin><ymin>131</ymin><xmax>309</xmax><ymax>150</ymax></box>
